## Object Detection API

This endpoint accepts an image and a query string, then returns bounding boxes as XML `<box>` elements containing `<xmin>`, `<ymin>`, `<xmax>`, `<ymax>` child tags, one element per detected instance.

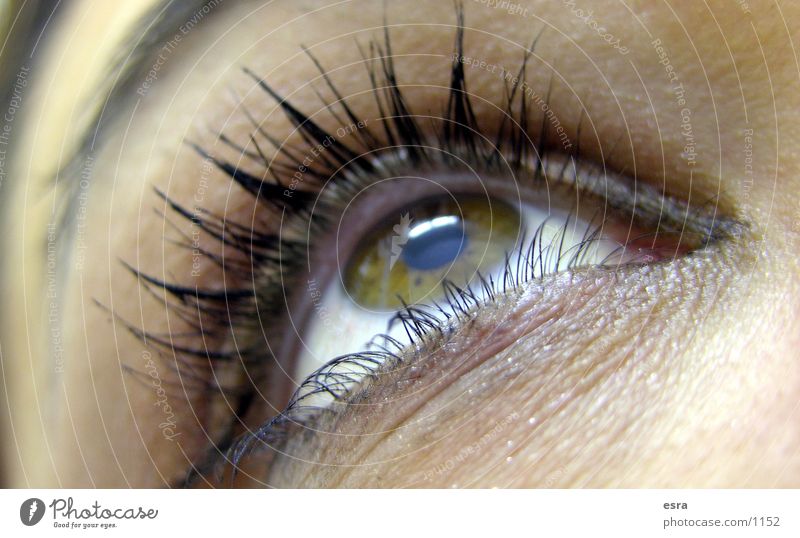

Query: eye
<box><xmin>293</xmin><ymin>185</ymin><xmax>629</xmax><ymax>379</ymax></box>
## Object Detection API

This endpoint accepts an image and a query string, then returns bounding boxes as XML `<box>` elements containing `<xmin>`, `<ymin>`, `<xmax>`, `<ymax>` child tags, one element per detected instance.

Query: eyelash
<box><xmin>124</xmin><ymin>5</ymin><xmax>729</xmax><ymax>486</ymax></box>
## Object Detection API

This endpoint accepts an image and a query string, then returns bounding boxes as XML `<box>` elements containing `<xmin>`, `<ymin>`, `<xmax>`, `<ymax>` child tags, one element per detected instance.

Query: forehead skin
<box><xmin>2</xmin><ymin>0</ymin><xmax>800</xmax><ymax>487</ymax></box>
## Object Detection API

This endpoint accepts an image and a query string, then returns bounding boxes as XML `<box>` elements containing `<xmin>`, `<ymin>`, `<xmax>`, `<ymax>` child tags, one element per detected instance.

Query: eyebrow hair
<box><xmin>58</xmin><ymin>0</ymin><xmax>233</xmax><ymax>233</ymax></box>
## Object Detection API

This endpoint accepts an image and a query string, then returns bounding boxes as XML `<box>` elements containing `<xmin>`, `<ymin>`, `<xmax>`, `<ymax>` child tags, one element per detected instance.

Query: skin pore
<box><xmin>2</xmin><ymin>0</ymin><xmax>800</xmax><ymax>487</ymax></box>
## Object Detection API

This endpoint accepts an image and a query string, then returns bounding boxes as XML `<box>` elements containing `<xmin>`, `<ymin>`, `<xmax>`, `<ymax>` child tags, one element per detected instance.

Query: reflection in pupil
<box><xmin>401</xmin><ymin>216</ymin><xmax>467</xmax><ymax>270</ymax></box>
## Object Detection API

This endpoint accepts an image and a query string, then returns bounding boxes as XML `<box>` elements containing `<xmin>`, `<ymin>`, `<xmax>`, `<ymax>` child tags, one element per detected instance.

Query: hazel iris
<box><xmin>343</xmin><ymin>195</ymin><xmax>522</xmax><ymax>310</ymax></box>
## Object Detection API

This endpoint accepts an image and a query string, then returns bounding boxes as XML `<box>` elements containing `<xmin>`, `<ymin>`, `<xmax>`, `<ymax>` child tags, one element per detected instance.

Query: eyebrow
<box><xmin>58</xmin><ymin>0</ymin><xmax>233</xmax><ymax>233</ymax></box>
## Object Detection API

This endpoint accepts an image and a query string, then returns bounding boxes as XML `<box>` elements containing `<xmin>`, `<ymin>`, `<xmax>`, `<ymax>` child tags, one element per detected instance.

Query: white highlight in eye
<box><xmin>408</xmin><ymin>215</ymin><xmax>460</xmax><ymax>239</ymax></box>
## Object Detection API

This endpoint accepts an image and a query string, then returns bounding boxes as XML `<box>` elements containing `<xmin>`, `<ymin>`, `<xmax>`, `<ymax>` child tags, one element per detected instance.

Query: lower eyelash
<box><xmin>126</xmin><ymin>3</ymin><xmax>736</xmax><ymax>486</ymax></box>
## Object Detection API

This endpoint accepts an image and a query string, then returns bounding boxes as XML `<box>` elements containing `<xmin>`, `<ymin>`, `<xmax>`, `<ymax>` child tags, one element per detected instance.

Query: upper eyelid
<box><xmin>202</xmin><ymin>51</ymin><xmax>737</xmax><ymax>255</ymax></box>
<box><xmin>206</xmin><ymin>48</ymin><xmax>741</xmax><ymax>248</ymax></box>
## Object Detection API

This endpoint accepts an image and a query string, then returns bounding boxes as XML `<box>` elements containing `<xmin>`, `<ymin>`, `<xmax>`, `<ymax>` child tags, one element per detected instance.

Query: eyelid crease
<box><xmin>535</xmin><ymin>152</ymin><xmax>743</xmax><ymax>246</ymax></box>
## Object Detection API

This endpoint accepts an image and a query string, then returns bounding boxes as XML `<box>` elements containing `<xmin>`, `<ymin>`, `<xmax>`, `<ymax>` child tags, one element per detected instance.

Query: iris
<box><xmin>344</xmin><ymin>195</ymin><xmax>521</xmax><ymax>310</ymax></box>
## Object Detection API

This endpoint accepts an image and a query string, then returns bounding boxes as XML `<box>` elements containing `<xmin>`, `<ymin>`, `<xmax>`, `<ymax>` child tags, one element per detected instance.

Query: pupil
<box><xmin>401</xmin><ymin>215</ymin><xmax>468</xmax><ymax>270</ymax></box>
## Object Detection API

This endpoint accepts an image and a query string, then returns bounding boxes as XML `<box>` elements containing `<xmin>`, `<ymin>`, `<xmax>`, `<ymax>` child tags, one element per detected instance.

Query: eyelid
<box><xmin>538</xmin><ymin>152</ymin><xmax>736</xmax><ymax>247</ymax></box>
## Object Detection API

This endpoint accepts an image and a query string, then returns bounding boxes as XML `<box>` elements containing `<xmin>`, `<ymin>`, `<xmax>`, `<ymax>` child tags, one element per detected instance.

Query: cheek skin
<box><xmin>262</xmin><ymin>242</ymin><xmax>800</xmax><ymax>488</ymax></box>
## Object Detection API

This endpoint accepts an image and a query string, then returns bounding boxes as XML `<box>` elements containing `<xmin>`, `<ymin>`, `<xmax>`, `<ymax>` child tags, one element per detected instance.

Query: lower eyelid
<box><xmin>234</xmin><ymin>274</ymin><xmax>576</xmax><ymax>485</ymax></box>
<box><xmin>243</xmin><ymin>255</ymin><xmax>707</xmax><ymax>487</ymax></box>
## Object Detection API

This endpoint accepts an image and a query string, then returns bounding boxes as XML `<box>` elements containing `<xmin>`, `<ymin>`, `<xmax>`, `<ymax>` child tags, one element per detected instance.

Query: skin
<box><xmin>2</xmin><ymin>0</ymin><xmax>799</xmax><ymax>487</ymax></box>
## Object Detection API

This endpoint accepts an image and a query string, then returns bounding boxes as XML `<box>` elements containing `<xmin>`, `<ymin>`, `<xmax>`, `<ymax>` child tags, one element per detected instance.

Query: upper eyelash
<box><xmin>121</xmin><ymin>4</ymin><xmax>737</xmax><ymax>486</ymax></box>
<box><xmin>133</xmin><ymin>6</ymin><xmax>542</xmax><ymax>373</ymax></box>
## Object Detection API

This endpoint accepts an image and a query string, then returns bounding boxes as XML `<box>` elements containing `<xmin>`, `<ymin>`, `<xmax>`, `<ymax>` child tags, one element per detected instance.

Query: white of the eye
<box><xmin>290</xmin><ymin>203</ymin><xmax>619</xmax><ymax>402</ymax></box>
